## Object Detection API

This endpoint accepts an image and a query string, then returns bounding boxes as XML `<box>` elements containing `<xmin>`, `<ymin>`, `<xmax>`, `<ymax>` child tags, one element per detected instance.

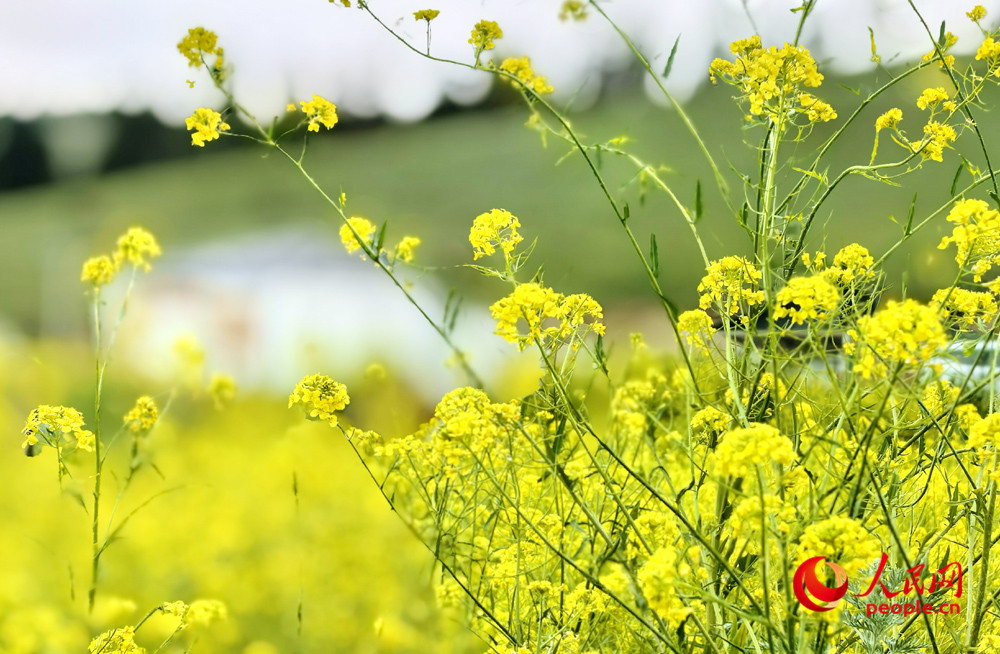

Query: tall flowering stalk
<box><xmin>186</xmin><ymin>2</ymin><xmax>1000</xmax><ymax>652</ymax></box>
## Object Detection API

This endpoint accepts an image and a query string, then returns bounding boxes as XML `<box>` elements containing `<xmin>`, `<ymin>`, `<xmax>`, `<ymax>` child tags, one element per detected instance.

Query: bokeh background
<box><xmin>2</xmin><ymin>0</ymin><xmax>998</xmax><ymax>651</ymax></box>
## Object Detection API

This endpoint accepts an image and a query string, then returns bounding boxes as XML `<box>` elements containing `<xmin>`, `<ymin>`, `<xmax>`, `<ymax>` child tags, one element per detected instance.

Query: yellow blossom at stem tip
<box><xmin>115</xmin><ymin>227</ymin><xmax>162</xmax><ymax>272</ymax></box>
<box><xmin>499</xmin><ymin>57</ymin><xmax>554</xmax><ymax>95</ymax></box>
<box><xmin>185</xmin><ymin>107</ymin><xmax>229</xmax><ymax>147</ymax></box>
<box><xmin>470</xmin><ymin>208</ymin><xmax>523</xmax><ymax>261</ymax></box>
<box><xmin>300</xmin><ymin>94</ymin><xmax>338</xmax><ymax>132</ymax></box>
<box><xmin>875</xmin><ymin>108</ymin><xmax>902</xmax><ymax>131</ymax></box>
<box><xmin>414</xmin><ymin>9</ymin><xmax>439</xmax><ymax>21</ymax></box>
<box><xmin>289</xmin><ymin>374</ymin><xmax>350</xmax><ymax>427</ymax></box>
<box><xmin>124</xmin><ymin>396</ymin><xmax>159</xmax><ymax>434</ymax></box>
<box><xmin>81</xmin><ymin>255</ymin><xmax>118</xmax><ymax>287</ymax></box>
<box><xmin>177</xmin><ymin>27</ymin><xmax>221</xmax><ymax>67</ymax></box>
<box><xmin>559</xmin><ymin>1</ymin><xmax>587</xmax><ymax>21</ymax></box>
<box><xmin>340</xmin><ymin>217</ymin><xmax>377</xmax><ymax>256</ymax></box>
<box><xmin>394</xmin><ymin>236</ymin><xmax>421</xmax><ymax>263</ymax></box>
<box><xmin>469</xmin><ymin>20</ymin><xmax>502</xmax><ymax>52</ymax></box>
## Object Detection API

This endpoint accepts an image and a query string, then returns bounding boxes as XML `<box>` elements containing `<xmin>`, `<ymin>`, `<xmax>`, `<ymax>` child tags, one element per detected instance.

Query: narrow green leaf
<box><xmin>650</xmin><ymin>233</ymin><xmax>660</xmax><ymax>278</ymax></box>
<box><xmin>950</xmin><ymin>164</ymin><xmax>963</xmax><ymax>197</ymax></box>
<box><xmin>623</xmin><ymin>203</ymin><xmax>630</xmax><ymax>221</ymax></box>
<box><xmin>448</xmin><ymin>296</ymin><xmax>463</xmax><ymax>333</ymax></box>
<box><xmin>374</xmin><ymin>220</ymin><xmax>388</xmax><ymax>252</ymax></box>
<box><xmin>938</xmin><ymin>20</ymin><xmax>947</xmax><ymax>47</ymax></box>
<box><xmin>904</xmin><ymin>192</ymin><xmax>917</xmax><ymax>236</ymax></box>
<box><xmin>959</xmin><ymin>153</ymin><xmax>980</xmax><ymax>176</ymax></box>
<box><xmin>662</xmin><ymin>35</ymin><xmax>681</xmax><ymax>79</ymax></box>
<box><xmin>738</xmin><ymin>202</ymin><xmax>749</xmax><ymax>228</ymax></box>
<box><xmin>694</xmin><ymin>180</ymin><xmax>703</xmax><ymax>222</ymax></box>
<box><xmin>595</xmin><ymin>333</ymin><xmax>608</xmax><ymax>374</ymax></box>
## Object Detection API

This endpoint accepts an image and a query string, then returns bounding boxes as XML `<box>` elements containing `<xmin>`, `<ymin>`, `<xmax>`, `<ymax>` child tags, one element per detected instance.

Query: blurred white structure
<box><xmin>117</xmin><ymin>226</ymin><xmax>513</xmax><ymax>401</ymax></box>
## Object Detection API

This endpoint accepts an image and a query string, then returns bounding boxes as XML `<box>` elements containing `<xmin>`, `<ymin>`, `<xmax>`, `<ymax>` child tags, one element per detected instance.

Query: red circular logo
<box><xmin>793</xmin><ymin>556</ymin><xmax>849</xmax><ymax>612</ymax></box>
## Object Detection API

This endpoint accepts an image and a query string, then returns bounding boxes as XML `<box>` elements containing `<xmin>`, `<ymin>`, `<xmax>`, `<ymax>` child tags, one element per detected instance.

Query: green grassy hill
<box><xmin>0</xmin><ymin>73</ymin><xmax>985</xmax><ymax>334</ymax></box>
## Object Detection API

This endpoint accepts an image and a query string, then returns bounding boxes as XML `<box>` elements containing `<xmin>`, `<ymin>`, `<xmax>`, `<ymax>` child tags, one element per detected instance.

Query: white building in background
<box><xmin>117</xmin><ymin>226</ymin><xmax>514</xmax><ymax>402</ymax></box>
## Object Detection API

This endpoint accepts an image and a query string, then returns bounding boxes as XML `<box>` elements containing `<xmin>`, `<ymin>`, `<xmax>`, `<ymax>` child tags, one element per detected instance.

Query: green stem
<box><xmin>89</xmin><ymin>290</ymin><xmax>103</xmax><ymax>613</ymax></box>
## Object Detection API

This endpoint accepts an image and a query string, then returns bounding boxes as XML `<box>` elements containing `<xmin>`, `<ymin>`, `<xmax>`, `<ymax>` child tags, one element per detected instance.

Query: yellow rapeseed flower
<box><xmin>559</xmin><ymin>1</ymin><xmax>588</xmax><ymax>21</ymax></box>
<box><xmin>469</xmin><ymin>20</ymin><xmax>502</xmax><ymax>51</ymax></box>
<box><xmin>774</xmin><ymin>276</ymin><xmax>840</xmax><ymax>324</ymax></box>
<box><xmin>300</xmin><ymin>94</ymin><xmax>338</xmax><ymax>132</ymax></box>
<box><xmin>846</xmin><ymin>299</ymin><xmax>946</xmax><ymax>380</ymax></box>
<box><xmin>917</xmin><ymin>87</ymin><xmax>949</xmax><ymax>110</ymax></box>
<box><xmin>81</xmin><ymin>255</ymin><xmax>118</xmax><ymax>287</ymax></box>
<box><xmin>711</xmin><ymin>424</ymin><xmax>796</xmax><ymax>478</ymax></box>
<box><xmin>115</xmin><ymin>227</ymin><xmax>162</xmax><ymax>272</ymax></box>
<box><xmin>490</xmin><ymin>282</ymin><xmax>604</xmax><ymax>350</ymax></box>
<box><xmin>413</xmin><ymin>9</ymin><xmax>440</xmax><ymax>21</ymax></box>
<box><xmin>177</xmin><ymin>27</ymin><xmax>222</xmax><ymax>67</ymax></box>
<box><xmin>186</xmin><ymin>599</ymin><xmax>228</xmax><ymax>627</ymax></box>
<box><xmin>208</xmin><ymin>373</ymin><xmax>237</xmax><ymax>409</ymax></box>
<box><xmin>394</xmin><ymin>236</ymin><xmax>421</xmax><ymax>263</ymax></box>
<box><xmin>822</xmin><ymin>243</ymin><xmax>875</xmax><ymax>286</ymax></box>
<box><xmin>875</xmin><ymin>108</ymin><xmax>902</xmax><ymax>131</ymax></box>
<box><xmin>968</xmin><ymin>5</ymin><xmax>987</xmax><ymax>21</ymax></box>
<box><xmin>677</xmin><ymin>309</ymin><xmax>714</xmax><ymax>351</ymax></box>
<box><xmin>289</xmin><ymin>374</ymin><xmax>350</xmax><ymax>428</ymax></box>
<box><xmin>185</xmin><ymin>107</ymin><xmax>230</xmax><ymax>147</ymax></box>
<box><xmin>469</xmin><ymin>208</ymin><xmax>523</xmax><ymax>260</ymax></box>
<box><xmin>88</xmin><ymin>625</ymin><xmax>143</xmax><ymax>654</ymax></box>
<box><xmin>798</xmin><ymin>93</ymin><xmax>837</xmax><ymax>123</ymax></box>
<box><xmin>340</xmin><ymin>216</ymin><xmax>377</xmax><ymax>255</ymax></box>
<box><xmin>123</xmin><ymin>396</ymin><xmax>159</xmax><ymax>434</ymax></box>
<box><xmin>921</xmin><ymin>32</ymin><xmax>957</xmax><ymax>69</ymax></box>
<box><xmin>709</xmin><ymin>36</ymin><xmax>829</xmax><ymax>122</ymax></box>
<box><xmin>938</xmin><ymin>198</ymin><xmax>1000</xmax><ymax>280</ymax></box>
<box><xmin>499</xmin><ymin>57</ymin><xmax>554</xmax><ymax>95</ymax></box>
<box><xmin>697</xmin><ymin>256</ymin><xmax>765</xmax><ymax>317</ymax></box>
<box><xmin>22</xmin><ymin>405</ymin><xmax>95</xmax><ymax>452</ymax></box>
<box><xmin>638</xmin><ymin>547</ymin><xmax>693</xmax><ymax>627</ymax></box>
<box><xmin>932</xmin><ymin>287</ymin><xmax>998</xmax><ymax>329</ymax></box>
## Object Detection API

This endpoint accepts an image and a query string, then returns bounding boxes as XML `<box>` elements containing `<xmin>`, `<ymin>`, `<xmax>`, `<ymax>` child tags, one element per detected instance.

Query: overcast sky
<box><xmin>3</xmin><ymin>0</ymin><xmax>998</xmax><ymax>123</ymax></box>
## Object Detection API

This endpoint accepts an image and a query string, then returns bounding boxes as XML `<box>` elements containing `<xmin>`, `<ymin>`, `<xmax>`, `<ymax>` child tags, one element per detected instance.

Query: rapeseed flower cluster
<box><xmin>177</xmin><ymin>27</ymin><xmax>223</xmax><ymax>70</ymax></box>
<box><xmin>288</xmin><ymin>374</ymin><xmax>350</xmax><ymax>427</ymax></box>
<box><xmin>339</xmin><ymin>216</ymin><xmax>377</xmax><ymax>256</ymax></box>
<box><xmin>559</xmin><ymin>1</ymin><xmax>587</xmax><ymax>21</ymax></box>
<box><xmin>711</xmin><ymin>424</ymin><xmax>796</xmax><ymax>478</ymax></box>
<box><xmin>185</xmin><ymin>108</ymin><xmax>229</xmax><ymax>147</ymax></box>
<box><xmin>413</xmin><ymin>9</ymin><xmax>439</xmax><ymax>22</ymax></box>
<box><xmin>939</xmin><ymin>198</ymin><xmax>1000</xmax><ymax>280</ymax></box>
<box><xmin>123</xmin><ymin>396</ymin><xmax>159</xmax><ymax>434</ymax></box>
<box><xmin>499</xmin><ymin>57</ymin><xmax>554</xmax><ymax>95</ymax></box>
<box><xmin>676</xmin><ymin>308</ymin><xmax>714</xmax><ymax>351</ymax></box>
<box><xmin>21</xmin><ymin>405</ymin><xmax>94</xmax><ymax>453</ymax></box>
<box><xmin>298</xmin><ymin>94</ymin><xmax>339</xmax><ymax>132</ymax></box>
<box><xmin>490</xmin><ymin>282</ymin><xmax>604</xmax><ymax>350</ymax></box>
<box><xmin>469</xmin><ymin>208</ymin><xmax>523</xmax><ymax>261</ymax></box>
<box><xmin>709</xmin><ymin>36</ymin><xmax>834</xmax><ymax>123</ymax></box>
<box><xmin>774</xmin><ymin>275</ymin><xmax>839</xmax><ymax>324</ymax></box>
<box><xmin>81</xmin><ymin>227</ymin><xmax>161</xmax><ymax>287</ymax></box>
<box><xmin>847</xmin><ymin>299</ymin><xmax>947</xmax><ymax>379</ymax></box>
<box><xmin>697</xmin><ymin>256</ymin><xmax>765</xmax><ymax>318</ymax></box>
<box><xmin>468</xmin><ymin>20</ymin><xmax>502</xmax><ymax>53</ymax></box>
<box><xmin>932</xmin><ymin>287</ymin><xmax>998</xmax><ymax>329</ymax></box>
